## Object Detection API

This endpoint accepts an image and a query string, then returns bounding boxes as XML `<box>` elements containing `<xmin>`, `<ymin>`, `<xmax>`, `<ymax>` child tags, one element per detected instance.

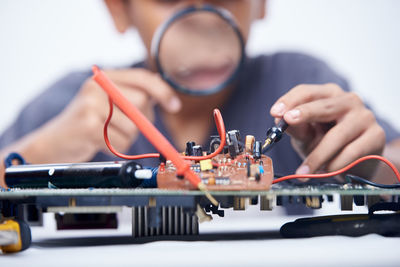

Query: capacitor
<box><xmin>192</xmin><ymin>145</ymin><xmax>203</xmax><ymax>157</ymax></box>
<box><xmin>208</xmin><ymin>177</ymin><xmax>216</xmax><ymax>185</ymax></box>
<box><xmin>227</xmin><ymin>130</ymin><xmax>241</xmax><ymax>158</ymax></box>
<box><xmin>209</xmin><ymin>136</ymin><xmax>221</xmax><ymax>153</ymax></box>
<box><xmin>185</xmin><ymin>141</ymin><xmax>196</xmax><ymax>156</ymax></box>
<box><xmin>254</xmin><ymin>141</ymin><xmax>262</xmax><ymax>159</ymax></box>
<box><xmin>245</xmin><ymin>135</ymin><xmax>255</xmax><ymax>154</ymax></box>
<box><xmin>246</xmin><ymin>159</ymin><xmax>251</xmax><ymax>177</ymax></box>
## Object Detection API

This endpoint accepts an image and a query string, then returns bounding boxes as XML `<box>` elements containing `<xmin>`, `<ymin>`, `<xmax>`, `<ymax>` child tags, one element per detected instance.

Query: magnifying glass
<box><xmin>151</xmin><ymin>4</ymin><xmax>245</xmax><ymax>96</ymax></box>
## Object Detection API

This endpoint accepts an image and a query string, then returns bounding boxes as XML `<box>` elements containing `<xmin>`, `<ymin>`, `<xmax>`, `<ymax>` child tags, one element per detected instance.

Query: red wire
<box><xmin>104</xmin><ymin>97</ymin><xmax>160</xmax><ymax>160</ymax></box>
<box><xmin>104</xmin><ymin>98</ymin><xmax>227</xmax><ymax>161</ymax></box>
<box><xmin>182</xmin><ymin>109</ymin><xmax>226</xmax><ymax>161</ymax></box>
<box><xmin>272</xmin><ymin>155</ymin><xmax>400</xmax><ymax>184</ymax></box>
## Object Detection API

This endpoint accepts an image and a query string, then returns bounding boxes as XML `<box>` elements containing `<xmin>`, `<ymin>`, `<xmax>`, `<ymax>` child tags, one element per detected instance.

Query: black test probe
<box><xmin>261</xmin><ymin>119</ymin><xmax>289</xmax><ymax>153</ymax></box>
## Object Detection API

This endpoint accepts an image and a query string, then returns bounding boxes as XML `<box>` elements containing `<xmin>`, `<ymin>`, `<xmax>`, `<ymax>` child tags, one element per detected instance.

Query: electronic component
<box><xmin>253</xmin><ymin>141</ymin><xmax>262</xmax><ymax>160</ymax></box>
<box><xmin>209</xmin><ymin>136</ymin><xmax>221</xmax><ymax>154</ymax></box>
<box><xmin>192</xmin><ymin>145</ymin><xmax>203</xmax><ymax>157</ymax></box>
<box><xmin>245</xmin><ymin>135</ymin><xmax>255</xmax><ymax>154</ymax></box>
<box><xmin>199</xmin><ymin>159</ymin><xmax>213</xmax><ymax>171</ymax></box>
<box><xmin>262</xmin><ymin>119</ymin><xmax>289</xmax><ymax>153</ymax></box>
<box><xmin>185</xmin><ymin>141</ymin><xmax>196</xmax><ymax>156</ymax></box>
<box><xmin>5</xmin><ymin>161</ymin><xmax>155</xmax><ymax>189</ymax></box>
<box><xmin>226</xmin><ymin>130</ymin><xmax>242</xmax><ymax>158</ymax></box>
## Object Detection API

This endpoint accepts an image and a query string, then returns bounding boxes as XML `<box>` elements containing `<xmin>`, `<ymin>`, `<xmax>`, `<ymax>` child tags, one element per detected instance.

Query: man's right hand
<box><xmin>1</xmin><ymin>68</ymin><xmax>181</xmax><ymax>164</ymax></box>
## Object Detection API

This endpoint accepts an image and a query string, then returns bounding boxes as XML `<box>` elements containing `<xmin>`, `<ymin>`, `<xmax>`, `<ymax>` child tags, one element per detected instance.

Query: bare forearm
<box><xmin>0</xmin><ymin>130</ymin><xmax>53</xmax><ymax>188</ymax></box>
<box><xmin>0</xmin><ymin>129</ymin><xmax>54</xmax><ymax>166</ymax></box>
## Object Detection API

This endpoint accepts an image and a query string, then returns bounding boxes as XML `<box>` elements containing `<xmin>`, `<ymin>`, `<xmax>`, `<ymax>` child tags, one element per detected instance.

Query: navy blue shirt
<box><xmin>1</xmin><ymin>53</ymin><xmax>399</xmax><ymax>177</ymax></box>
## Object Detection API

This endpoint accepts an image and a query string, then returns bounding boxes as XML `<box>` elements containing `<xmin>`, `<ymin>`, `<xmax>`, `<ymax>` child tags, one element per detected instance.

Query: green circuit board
<box><xmin>1</xmin><ymin>185</ymin><xmax>400</xmax><ymax>198</ymax></box>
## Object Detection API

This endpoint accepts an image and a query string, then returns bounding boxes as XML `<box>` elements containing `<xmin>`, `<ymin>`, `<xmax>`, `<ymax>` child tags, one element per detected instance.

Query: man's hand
<box><xmin>2</xmin><ymin>69</ymin><xmax>181</xmax><ymax>164</ymax></box>
<box><xmin>270</xmin><ymin>83</ymin><xmax>386</xmax><ymax>175</ymax></box>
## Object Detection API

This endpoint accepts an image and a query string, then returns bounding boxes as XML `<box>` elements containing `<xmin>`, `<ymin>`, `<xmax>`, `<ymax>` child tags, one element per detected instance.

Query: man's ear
<box><xmin>104</xmin><ymin>0</ymin><xmax>131</xmax><ymax>33</ymax></box>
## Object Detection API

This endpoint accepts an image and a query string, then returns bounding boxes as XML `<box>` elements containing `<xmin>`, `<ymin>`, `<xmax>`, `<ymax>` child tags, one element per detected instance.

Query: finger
<box><xmin>107</xmin><ymin>107</ymin><xmax>140</xmax><ymax>140</ymax></box>
<box><xmin>296</xmin><ymin>111</ymin><xmax>372</xmax><ymax>174</ymax></box>
<box><xmin>106</xmin><ymin>69</ymin><xmax>181</xmax><ymax>113</ymax></box>
<box><xmin>287</xmin><ymin>123</ymin><xmax>326</xmax><ymax>156</ymax></box>
<box><xmin>325</xmin><ymin>125</ymin><xmax>386</xmax><ymax>172</ymax></box>
<box><xmin>102</xmin><ymin>125</ymin><xmax>136</xmax><ymax>155</ymax></box>
<box><xmin>270</xmin><ymin>83</ymin><xmax>343</xmax><ymax>117</ymax></box>
<box><xmin>274</xmin><ymin>116</ymin><xmax>316</xmax><ymax>144</ymax></box>
<box><xmin>285</xmin><ymin>123</ymin><xmax>316</xmax><ymax>144</ymax></box>
<box><xmin>95</xmin><ymin>85</ymin><xmax>147</xmax><ymax>139</ymax></box>
<box><xmin>106</xmin><ymin>88</ymin><xmax>152</xmax><ymax>138</ymax></box>
<box><xmin>283</xmin><ymin>93</ymin><xmax>362</xmax><ymax>125</ymax></box>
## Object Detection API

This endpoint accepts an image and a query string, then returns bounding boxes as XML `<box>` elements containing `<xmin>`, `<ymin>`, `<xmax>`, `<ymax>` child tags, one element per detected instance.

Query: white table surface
<box><xmin>1</xmin><ymin>201</ymin><xmax>399</xmax><ymax>267</ymax></box>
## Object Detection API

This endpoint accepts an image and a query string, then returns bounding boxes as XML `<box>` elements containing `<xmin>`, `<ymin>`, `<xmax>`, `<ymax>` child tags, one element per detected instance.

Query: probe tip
<box><xmin>198</xmin><ymin>182</ymin><xmax>219</xmax><ymax>206</ymax></box>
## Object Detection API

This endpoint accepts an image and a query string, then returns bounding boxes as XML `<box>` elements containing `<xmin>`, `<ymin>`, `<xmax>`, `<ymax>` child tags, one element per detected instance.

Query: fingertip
<box><xmin>296</xmin><ymin>164</ymin><xmax>310</xmax><ymax>175</ymax></box>
<box><xmin>270</xmin><ymin>102</ymin><xmax>286</xmax><ymax>116</ymax></box>
<box><xmin>165</xmin><ymin>96</ymin><xmax>182</xmax><ymax>113</ymax></box>
<box><xmin>284</xmin><ymin>109</ymin><xmax>301</xmax><ymax>123</ymax></box>
<box><xmin>296</xmin><ymin>164</ymin><xmax>311</xmax><ymax>182</ymax></box>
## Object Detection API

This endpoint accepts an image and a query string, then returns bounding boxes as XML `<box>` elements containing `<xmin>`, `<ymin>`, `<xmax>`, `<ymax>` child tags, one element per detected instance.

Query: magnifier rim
<box><xmin>151</xmin><ymin>4</ymin><xmax>246</xmax><ymax>96</ymax></box>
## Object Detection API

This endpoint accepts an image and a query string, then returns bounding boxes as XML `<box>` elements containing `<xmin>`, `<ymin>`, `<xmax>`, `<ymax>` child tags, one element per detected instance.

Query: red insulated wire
<box><xmin>272</xmin><ymin>155</ymin><xmax>400</xmax><ymax>184</ymax></box>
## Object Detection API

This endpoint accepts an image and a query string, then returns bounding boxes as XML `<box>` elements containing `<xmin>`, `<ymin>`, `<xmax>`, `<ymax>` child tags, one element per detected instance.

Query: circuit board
<box><xmin>2</xmin><ymin>184</ymin><xmax>400</xmax><ymax>240</ymax></box>
<box><xmin>3</xmin><ymin>186</ymin><xmax>400</xmax><ymax>198</ymax></box>
<box><xmin>157</xmin><ymin>154</ymin><xmax>273</xmax><ymax>191</ymax></box>
<box><xmin>2</xmin><ymin>186</ymin><xmax>400</xmax><ymax>197</ymax></box>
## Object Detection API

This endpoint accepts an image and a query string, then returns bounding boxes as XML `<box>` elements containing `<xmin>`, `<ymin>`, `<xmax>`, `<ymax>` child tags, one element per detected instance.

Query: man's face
<box><xmin>124</xmin><ymin>0</ymin><xmax>265</xmax><ymax>56</ymax></box>
<box><xmin>106</xmin><ymin>0</ymin><xmax>265</xmax><ymax>93</ymax></box>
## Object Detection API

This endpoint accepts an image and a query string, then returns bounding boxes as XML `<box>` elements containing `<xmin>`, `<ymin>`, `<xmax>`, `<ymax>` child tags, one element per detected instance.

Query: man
<box><xmin>0</xmin><ymin>0</ymin><xmax>399</xmax><ymax>188</ymax></box>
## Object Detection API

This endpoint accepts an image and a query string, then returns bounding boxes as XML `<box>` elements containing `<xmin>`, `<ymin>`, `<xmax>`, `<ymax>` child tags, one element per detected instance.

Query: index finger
<box><xmin>270</xmin><ymin>83</ymin><xmax>343</xmax><ymax>117</ymax></box>
<box><xmin>105</xmin><ymin>68</ymin><xmax>181</xmax><ymax>113</ymax></box>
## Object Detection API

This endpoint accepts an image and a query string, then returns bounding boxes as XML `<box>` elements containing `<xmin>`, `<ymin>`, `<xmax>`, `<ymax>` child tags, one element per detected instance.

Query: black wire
<box><xmin>345</xmin><ymin>174</ymin><xmax>400</xmax><ymax>189</ymax></box>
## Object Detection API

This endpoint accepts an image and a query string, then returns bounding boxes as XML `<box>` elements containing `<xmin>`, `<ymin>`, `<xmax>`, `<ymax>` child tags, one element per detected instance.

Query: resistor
<box><xmin>159</xmin><ymin>163</ymin><xmax>165</xmax><ymax>172</ymax></box>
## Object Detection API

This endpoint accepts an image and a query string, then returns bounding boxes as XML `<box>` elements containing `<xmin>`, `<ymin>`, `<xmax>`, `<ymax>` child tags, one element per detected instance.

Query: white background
<box><xmin>0</xmin><ymin>0</ymin><xmax>400</xmax><ymax>134</ymax></box>
<box><xmin>0</xmin><ymin>1</ymin><xmax>400</xmax><ymax>264</ymax></box>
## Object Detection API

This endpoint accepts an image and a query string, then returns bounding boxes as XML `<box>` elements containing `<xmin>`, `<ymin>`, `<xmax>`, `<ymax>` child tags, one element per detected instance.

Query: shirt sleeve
<box><xmin>0</xmin><ymin>71</ymin><xmax>91</xmax><ymax>150</ymax></box>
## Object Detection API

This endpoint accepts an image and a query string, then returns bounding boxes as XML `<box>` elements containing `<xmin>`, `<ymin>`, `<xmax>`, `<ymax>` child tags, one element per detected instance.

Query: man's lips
<box><xmin>173</xmin><ymin>63</ymin><xmax>235</xmax><ymax>90</ymax></box>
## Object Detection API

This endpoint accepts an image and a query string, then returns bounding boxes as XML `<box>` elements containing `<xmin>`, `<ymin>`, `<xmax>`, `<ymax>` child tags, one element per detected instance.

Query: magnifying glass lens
<box><xmin>155</xmin><ymin>6</ymin><xmax>244</xmax><ymax>95</ymax></box>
